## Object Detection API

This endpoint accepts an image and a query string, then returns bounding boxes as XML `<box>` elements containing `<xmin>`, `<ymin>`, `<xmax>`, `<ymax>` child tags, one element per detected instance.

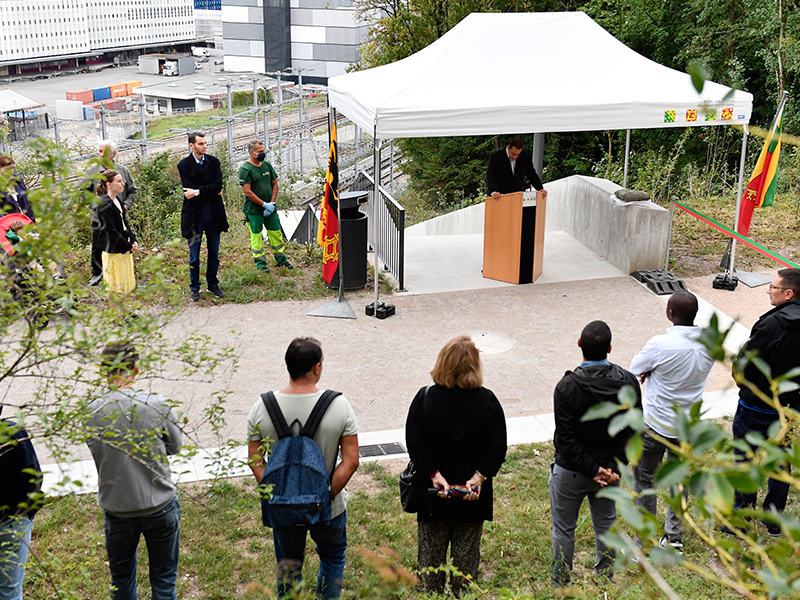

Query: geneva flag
<box><xmin>317</xmin><ymin>119</ymin><xmax>339</xmax><ymax>285</ymax></box>
<box><xmin>737</xmin><ymin>99</ymin><xmax>785</xmax><ymax>236</ymax></box>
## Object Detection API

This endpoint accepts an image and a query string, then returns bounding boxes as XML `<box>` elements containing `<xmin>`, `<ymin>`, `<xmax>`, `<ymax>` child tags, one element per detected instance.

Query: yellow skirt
<box><xmin>101</xmin><ymin>251</ymin><xmax>136</xmax><ymax>295</ymax></box>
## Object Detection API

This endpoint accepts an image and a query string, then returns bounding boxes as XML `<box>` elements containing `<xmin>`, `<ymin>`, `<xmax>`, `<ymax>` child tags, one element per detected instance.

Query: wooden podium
<box><xmin>482</xmin><ymin>190</ymin><xmax>546</xmax><ymax>284</ymax></box>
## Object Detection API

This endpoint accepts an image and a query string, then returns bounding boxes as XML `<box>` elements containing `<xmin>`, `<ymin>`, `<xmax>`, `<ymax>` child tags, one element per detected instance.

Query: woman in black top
<box><xmin>405</xmin><ymin>335</ymin><xmax>507</xmax><ymax>596</ymax></box>
<box><xmin>0</xmin><ymin>155</ymin><xmax>34</xmax><ymax>221</ymax></box>
<box><xmin>96</xmin><ymin>170</ymin><xmax>138</xmax><ymax>295</ymax></box>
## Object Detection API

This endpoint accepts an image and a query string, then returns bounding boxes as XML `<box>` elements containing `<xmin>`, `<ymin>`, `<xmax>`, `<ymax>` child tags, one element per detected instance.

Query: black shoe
<box><xmin>191</xmin><ymin>290</ymin><xmax>201</xmax><ymax>301</ymax></box>
<box><xmin>88</xmin><ymin>274</ymin><xmax>103</xmax><ymax>286</ymax></box>
<box><xmin>764</xmin><ymin>522</ymin><xmax>781</xmax><ymax>538</ymax></box>
<box><xmin>208</xmin><ymin>286</ymin><xmax>224</xmax><ymax>299</ymax></box>
<box><xmin>257</xmin><ymin>264</ymin><xmax>270</xmax><ymax>273</ymax></box>
<box><xmin>278</xmin><ymin>260</ymin><xmax>293</xmax><ymax>270</ymax></box>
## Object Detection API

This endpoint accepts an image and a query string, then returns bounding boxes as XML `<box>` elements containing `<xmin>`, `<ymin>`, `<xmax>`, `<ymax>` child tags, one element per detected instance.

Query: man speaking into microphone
<box><xmin>486</xmin><ymin>136</ymin><xmax>547</xmax><ymax>200</ymax></box>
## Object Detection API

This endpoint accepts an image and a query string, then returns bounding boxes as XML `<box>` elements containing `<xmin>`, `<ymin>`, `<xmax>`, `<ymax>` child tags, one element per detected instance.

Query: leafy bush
<box><xmin>129</xmin><ymin>151</ymin><xmax>184</xmax><ymax>246</ymax></box>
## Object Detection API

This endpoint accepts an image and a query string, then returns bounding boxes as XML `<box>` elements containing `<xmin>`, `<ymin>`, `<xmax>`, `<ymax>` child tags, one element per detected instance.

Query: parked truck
<box><xmin>163</xmin><ymin>61</ymin><xmax>179</xmax><ymax>76</ymax></box>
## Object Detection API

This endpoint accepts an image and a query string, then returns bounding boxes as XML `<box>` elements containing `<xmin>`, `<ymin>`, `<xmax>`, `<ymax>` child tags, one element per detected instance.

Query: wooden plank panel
<box><xmin>483</xmin><ymin>192</ymin><xmax>523</xmax><ymax>284</ymax></box>
<box><xmin>532</xmin><ymin>190</ymin><xmax>547</xmax><ymax>282</ymax></box>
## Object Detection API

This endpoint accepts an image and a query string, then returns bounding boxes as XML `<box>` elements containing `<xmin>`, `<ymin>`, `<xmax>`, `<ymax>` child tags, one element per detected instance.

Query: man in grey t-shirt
<box><xmin>247</xmin><ymin>337</ymin><xmax>359</xmax><ymax>600</ymax></box>
<box><xmin>87</xmin><ymin>343</ymin><xmax>181</xmax><ymax>600</ymax></box>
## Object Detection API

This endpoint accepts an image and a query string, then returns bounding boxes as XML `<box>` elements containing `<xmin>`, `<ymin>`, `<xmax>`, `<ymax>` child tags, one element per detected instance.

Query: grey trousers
<box><xmin>417</xmin><ymin>519</ymin><xmax>483</xmax><ymax>597</ymax></box>
<box><xmin>633</xmin><ymin>428</ymin><xmax>685</xmax><ymax>543</ymax></box>
<box><xmin>548</xmin><ymin>463</ymin><xmax>616</xmax><ymax>586</ymax></box>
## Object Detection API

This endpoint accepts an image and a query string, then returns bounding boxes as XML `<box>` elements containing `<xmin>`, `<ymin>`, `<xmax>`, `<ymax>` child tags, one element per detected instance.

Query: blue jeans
<box><xmin>104</xmin><ymin>497</ymin><xmax>180</xmax><ymax>600</ymax></box>
<box><xmin>732</xmin><ymin>404</ymin><xmax>791</xmax><ymax>513</ymax></box>
<box><xmin>272</xmin><ymin>511</ymin><xmax>347</xmax><ymax>599</ymax></box>
<box><xmin>0</xmin><ymin>516</ymin><xmax>33</xmax><ymax>600</ymax></box>
<box><xmin>187</xmin><ymin>216</ymin><xmax>221</xmax><ymax>292</ymax></box>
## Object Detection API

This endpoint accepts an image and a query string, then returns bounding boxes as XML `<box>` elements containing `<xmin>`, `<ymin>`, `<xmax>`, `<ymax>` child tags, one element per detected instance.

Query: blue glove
<box><xmin>262</xmin><ymin>202</ymin><xmax>276</xmax><ymax>217</ymax></box>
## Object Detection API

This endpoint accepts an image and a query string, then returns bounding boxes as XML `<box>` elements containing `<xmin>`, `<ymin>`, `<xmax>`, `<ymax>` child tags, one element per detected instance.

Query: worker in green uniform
<box><xmin>238</xmin><ymin>140</ymin><xmax>293</xmax><ymax>272</ymax></box>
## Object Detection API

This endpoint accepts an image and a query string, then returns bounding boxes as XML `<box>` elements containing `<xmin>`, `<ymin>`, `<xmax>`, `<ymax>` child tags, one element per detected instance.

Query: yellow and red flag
<box><xmin>737</xmin><ymin>96</ymin><xmax>786</xmax><ymax>236</ymax></box>
<box><xmin>317</xmin><ymin>118</ymin><xmax>339</xmax><ymax>284</ymax></box>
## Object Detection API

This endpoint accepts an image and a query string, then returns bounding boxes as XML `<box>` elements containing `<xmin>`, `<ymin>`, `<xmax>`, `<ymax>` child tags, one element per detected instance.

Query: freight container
<box><xmin>92</xmin><ymin>86</ymin><xmax>111</xmax><ymax>102</ymax></box>
<box><xmin>109</xmin><ymin>83</ymin><xmax>128</xmax><ymax>98</ymax></box>
<box><xmin>83</xmin><ymin>105</ymin><xmax>98</xmax><ymax>120</ymax></box>
<box><xmin>122</xmin><ymin>80</ymin><xmax>142</xmax><ymax>95</ymax></box>
<box><xmin>55</xmin><ymin>99</ymin><xmax>84</xmax><ymax>121</ymax></box>
<box><xmin>66</xmin><ymin>89</ymin><xmax>93</xmax><ymax>103</ymax></box>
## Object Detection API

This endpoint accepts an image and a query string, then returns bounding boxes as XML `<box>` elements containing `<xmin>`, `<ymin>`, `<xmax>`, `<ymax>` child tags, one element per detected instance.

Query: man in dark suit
<box><xmin>177</xmin><ymin>132</ymin><xmax>230</xmax><ymax>301</ymax></box>
<box><xmin>486</xmin><ymin>137</ymin><xmax>547</xmax><ymax>200</ymax></box>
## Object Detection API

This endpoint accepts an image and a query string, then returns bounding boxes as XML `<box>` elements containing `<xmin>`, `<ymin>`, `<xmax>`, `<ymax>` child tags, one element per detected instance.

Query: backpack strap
<box><xmin>261</xmin><ymin>391</ymin><xmax>292</xmax><ymax>440</ymax></box>
<box><xmin>301</xmin><ymin>390</ymin><xmax>341</xmax><ymax>438</ymax></box>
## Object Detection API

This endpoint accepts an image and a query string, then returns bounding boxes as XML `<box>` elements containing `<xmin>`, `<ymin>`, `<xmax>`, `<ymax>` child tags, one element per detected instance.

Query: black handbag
<box><xmin>399</xmin><ymin>460</ymin><xmax>422</xmax><ymax>513</ymax></box>
<box><xmin>399</xmin><ymin>386</ymin><xmax>431</xmax><ymax>514</ymax></box>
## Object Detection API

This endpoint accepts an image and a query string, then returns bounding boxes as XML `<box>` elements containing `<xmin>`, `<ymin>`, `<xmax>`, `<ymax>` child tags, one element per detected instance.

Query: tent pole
<box><xmin>623</xmin><ymin>129</ymin><xmax>631</xmax><ymax>188</ymax></box>
<box><xmin>372</xmin><ymin>126</ymin><xmax>381</xmax><ymax>313</ymax></box>
<box><xmin>532</xmin><ymin>133</ymin><xmax>544</xmax><ymax>178</ymax></box>
<box><xmin>729</xmin><ymin>125</ymin><xmax>749</xmax><ymax>278</ymax></box>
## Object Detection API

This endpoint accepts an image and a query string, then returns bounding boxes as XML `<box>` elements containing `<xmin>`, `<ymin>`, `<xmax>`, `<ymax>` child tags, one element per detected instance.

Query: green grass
<box><xmin>128</xmin><ymin>108</ymin><xmax>258</xmax><ymax>141</ymax></box>
<box><xmin>25</xmin><ymin>443</ymin><xmax>762</xmax><ymax>599</ymax></box>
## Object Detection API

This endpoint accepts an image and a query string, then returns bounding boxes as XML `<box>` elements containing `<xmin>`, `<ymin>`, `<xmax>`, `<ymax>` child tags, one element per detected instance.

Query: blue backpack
<box><xmin>259</xmin><ymin>390</ymin><xmax>341</xmax><ymax>529</ymax></box>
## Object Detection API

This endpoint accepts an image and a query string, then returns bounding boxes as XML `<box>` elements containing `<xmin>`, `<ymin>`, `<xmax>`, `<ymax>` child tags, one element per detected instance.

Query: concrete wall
<box><xmin>405</xmin><ymin>175</ymin><xmax>670</xmax><ymax>274</ymax></box>
<box><xmin>544</xmin><ymin>175</ymin><xmax>669</xmax><ymax>274</ymax></box>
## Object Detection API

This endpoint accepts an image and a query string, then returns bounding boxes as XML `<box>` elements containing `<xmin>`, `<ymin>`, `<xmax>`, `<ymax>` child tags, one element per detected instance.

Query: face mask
<box><xmin>256</xmin><ymin>153</ymin><xmax>266</xmax><ymax>161</ymax></box>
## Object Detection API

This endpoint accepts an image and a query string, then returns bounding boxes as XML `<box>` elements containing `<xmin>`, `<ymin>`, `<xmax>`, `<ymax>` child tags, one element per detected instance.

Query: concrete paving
<box><xmin>28</xmin><ymin>209</ymin><xmax>775</xmax><ymax>495</ymax></box>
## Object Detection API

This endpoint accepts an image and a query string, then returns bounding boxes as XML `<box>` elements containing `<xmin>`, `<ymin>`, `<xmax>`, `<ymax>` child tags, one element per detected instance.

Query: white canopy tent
<box><xmin>325</xmin><ymin>11</ymin><xmax>755</xmax><ymax>306</ymax></box>
<box><xmin>328</xmin><ymin>11</ymin><xmax>753</xmax><ymax>137</ymax></box>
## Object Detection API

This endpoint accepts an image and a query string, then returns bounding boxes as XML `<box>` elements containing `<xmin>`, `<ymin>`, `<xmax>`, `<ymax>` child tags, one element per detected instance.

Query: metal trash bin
<box><xmin>327</xmin><ymin>191</ymin><xmax>368</xmax><ymax>290</ymax></box>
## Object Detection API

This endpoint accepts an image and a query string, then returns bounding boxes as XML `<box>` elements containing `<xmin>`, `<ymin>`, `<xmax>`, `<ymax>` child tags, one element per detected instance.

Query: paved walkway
<box><xmin>38</xmin><ymin>229</ymin><xmax>763</xmax><ymax>496</ymax></box>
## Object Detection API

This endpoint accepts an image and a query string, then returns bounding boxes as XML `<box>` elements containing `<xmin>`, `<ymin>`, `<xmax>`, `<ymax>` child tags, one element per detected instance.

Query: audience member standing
<box><xmin>732</xmin><ymin>268</ymin><xmax>800</xmax><ymax>536</ymax></box>
<box><xmin>85</xmin><ymin>140</ymin><xmax>138</xmax><ymax>287</ymax></box>
<box><xmin>247</xmin><ymin>337</ymin><xmax>359</xmax><ymax>599</ymax></box>
<box><xmin>0</xmin><ymin>406</ymin><xmax>42</xmax><ymax>600</ymax></box>
<box><xmin>96</xmin><ymin>170</ymin><xmax>138</xmax><ymax>296</ymax></box>
<box><xmin>405</xmin><ymin>336</ymin><xmax>507</xmax><ymax>597</ymax></box>
<box><xmin>0</xmin><ymin>155</ymin><xmax>34</xmax><ymax>221</ymax></box>
<box><xmin>86</xmin><ymin>343</ymin><xmax>182</xmax><ymax>600</ymax></box>
<box><xmin>629</xmin><ymin>291</ymin><xmax>713</xmax><ymax>553</ymax></box>
<box><xmin>549</xmin><ymin>321</ymin><xmax>640</xmax><ymax>586</ymax></box>
<box><xmin>177</xmin><ymin>132</ymin><xmax>229</xmax><ymax>302</ymax></box>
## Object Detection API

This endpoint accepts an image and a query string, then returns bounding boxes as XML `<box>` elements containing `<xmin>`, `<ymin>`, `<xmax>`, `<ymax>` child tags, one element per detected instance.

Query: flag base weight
<box><xmin>365</xmin><ymin>301</ymin><xmax>395</xmax><ymax>319</ymax></box>
<box><xmin>307</xmin><ymin>296</ymin><xmax>356</xmax><ymax>319</ymax></box>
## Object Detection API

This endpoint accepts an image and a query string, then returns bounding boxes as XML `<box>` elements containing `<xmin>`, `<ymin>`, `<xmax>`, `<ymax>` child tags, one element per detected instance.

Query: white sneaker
<box><xmin>659</xmin><ymin>536</ymin><xmax>683</xmax><ymax>554</ymax></box>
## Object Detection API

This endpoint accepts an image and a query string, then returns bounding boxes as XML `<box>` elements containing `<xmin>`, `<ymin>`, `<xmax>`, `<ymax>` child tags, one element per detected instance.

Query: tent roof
<box><xmin>0</xmin><ymin>90</ymin><xmax>44</xmax><ymax>114</ymax></box>
<box><xmin>328</xmin><ymin>12</ymin><xmax>753</xmax><ymax>139</ymax></box>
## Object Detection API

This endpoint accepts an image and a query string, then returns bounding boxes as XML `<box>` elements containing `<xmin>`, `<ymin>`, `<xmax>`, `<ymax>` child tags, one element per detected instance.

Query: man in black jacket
<box><xmin>486</xmin><ymin>137</ymin><xmax>547</xmax><ymax>200</ymax></box>
<box><xmin>549</xmin><ymin>320</ymin><xmax>640</xmax><ymax>586</ymax></box>
<box><xmin>177</xmin><ymin>132</ymin><xmax>230</xmax><ymax>301</ymax></box>
<box><xmin>732</xmin><ymin>267</ymin><xmax>800</xmax><ymax>534</ymax></box>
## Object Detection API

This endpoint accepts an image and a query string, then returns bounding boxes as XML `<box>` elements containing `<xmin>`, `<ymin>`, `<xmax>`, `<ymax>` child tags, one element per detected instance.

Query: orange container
<box><xmin>66</xmin><ymin>89</ymin><xmax>94</xmax><ymax>103</ymax></box>
<box><xmin>110</xmin><ymin>83</ymin><xmax>128</xmax><ymax>98</ymax></box>
<box><xmin>121</xmin><ymin>80</ymin><xmax>142</xmax><ymax>96</ymax></box>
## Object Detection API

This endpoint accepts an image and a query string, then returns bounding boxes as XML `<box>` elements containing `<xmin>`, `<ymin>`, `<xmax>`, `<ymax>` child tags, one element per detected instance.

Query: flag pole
<box><xmin>308</xmin><ymin>104</ymin><xmax>355</xmax><ymax>319</ymax></box>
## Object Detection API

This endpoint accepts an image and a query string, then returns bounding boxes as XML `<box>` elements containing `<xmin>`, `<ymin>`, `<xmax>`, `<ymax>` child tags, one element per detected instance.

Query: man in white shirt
<box><xmin>629</xmin><ymin>291</ymin><xmax>713</xmax><ymax>553</ymax></box>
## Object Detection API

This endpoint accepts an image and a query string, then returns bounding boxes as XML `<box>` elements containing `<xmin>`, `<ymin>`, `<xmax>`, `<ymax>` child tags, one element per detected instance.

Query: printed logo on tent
<box><xmin>705</xmin><ymin>109</ymin><xmax>717</xmax><ymax>121</ymax></box>
<box><xmin>686</xmin><ymin>109</ymin><xmax>697</xmax><ymax>122</ymax></box>
<box><xmin>722</xmin><ymin>108</ymin><xmax>733</xmax><ymax>120</ymax></box>
<box><xmin>664</xmin><ymin>110</ymin><xmax>676</xmax><ymax>123</ymax></box>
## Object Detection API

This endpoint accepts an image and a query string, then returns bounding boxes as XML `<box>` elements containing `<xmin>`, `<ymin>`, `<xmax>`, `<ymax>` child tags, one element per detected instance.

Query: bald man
<box><xmin>629</xmin><ymin>291</ymin><xmax>714</xmax><ymax>553</ymax></box>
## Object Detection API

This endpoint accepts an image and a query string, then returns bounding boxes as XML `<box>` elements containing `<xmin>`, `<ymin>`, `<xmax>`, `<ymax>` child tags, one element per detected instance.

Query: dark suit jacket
<box><xmin>177</xmin><ymin>153</ymin><xmax>230</xmax><ymax>240</ymax></box>
<box><xmin>486</xmin><ymin>148</ymin><xmax>543</xmax><ymax>195</ymax></box>
<box><xmin>0</xmin><ymin>175</ymin><xmax>34</xmax><ymax>222</ymax></box>
<box><xmin>97</xmin><ymin>194</ymin><xmax>136</xmax><ymax>254</ymax></box>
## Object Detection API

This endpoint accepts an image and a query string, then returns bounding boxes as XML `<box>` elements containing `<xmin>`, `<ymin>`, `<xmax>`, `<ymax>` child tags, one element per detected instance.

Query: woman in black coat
<box><xmin>405</xmin><ymin>335</ymin><xmax>507</xmax><ymax>596</ymax></box>
<box><xmin>96</xmin><ymin>170</ymin><xmax>138</xmax><ymax>295</ymax></box>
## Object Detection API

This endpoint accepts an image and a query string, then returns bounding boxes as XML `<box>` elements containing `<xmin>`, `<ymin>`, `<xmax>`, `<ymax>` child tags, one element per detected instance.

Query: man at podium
<box><xmin>486</xmin><ymin>137</ymin><xmax>547</xmax><ymax>200</ymax></box>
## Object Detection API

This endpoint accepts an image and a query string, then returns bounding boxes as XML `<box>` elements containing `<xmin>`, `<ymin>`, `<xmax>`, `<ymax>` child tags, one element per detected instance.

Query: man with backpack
<box><xmin>247</xmin><ymin>337</ymin><xmax>359</xmax><ymax>599</ymax></box>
